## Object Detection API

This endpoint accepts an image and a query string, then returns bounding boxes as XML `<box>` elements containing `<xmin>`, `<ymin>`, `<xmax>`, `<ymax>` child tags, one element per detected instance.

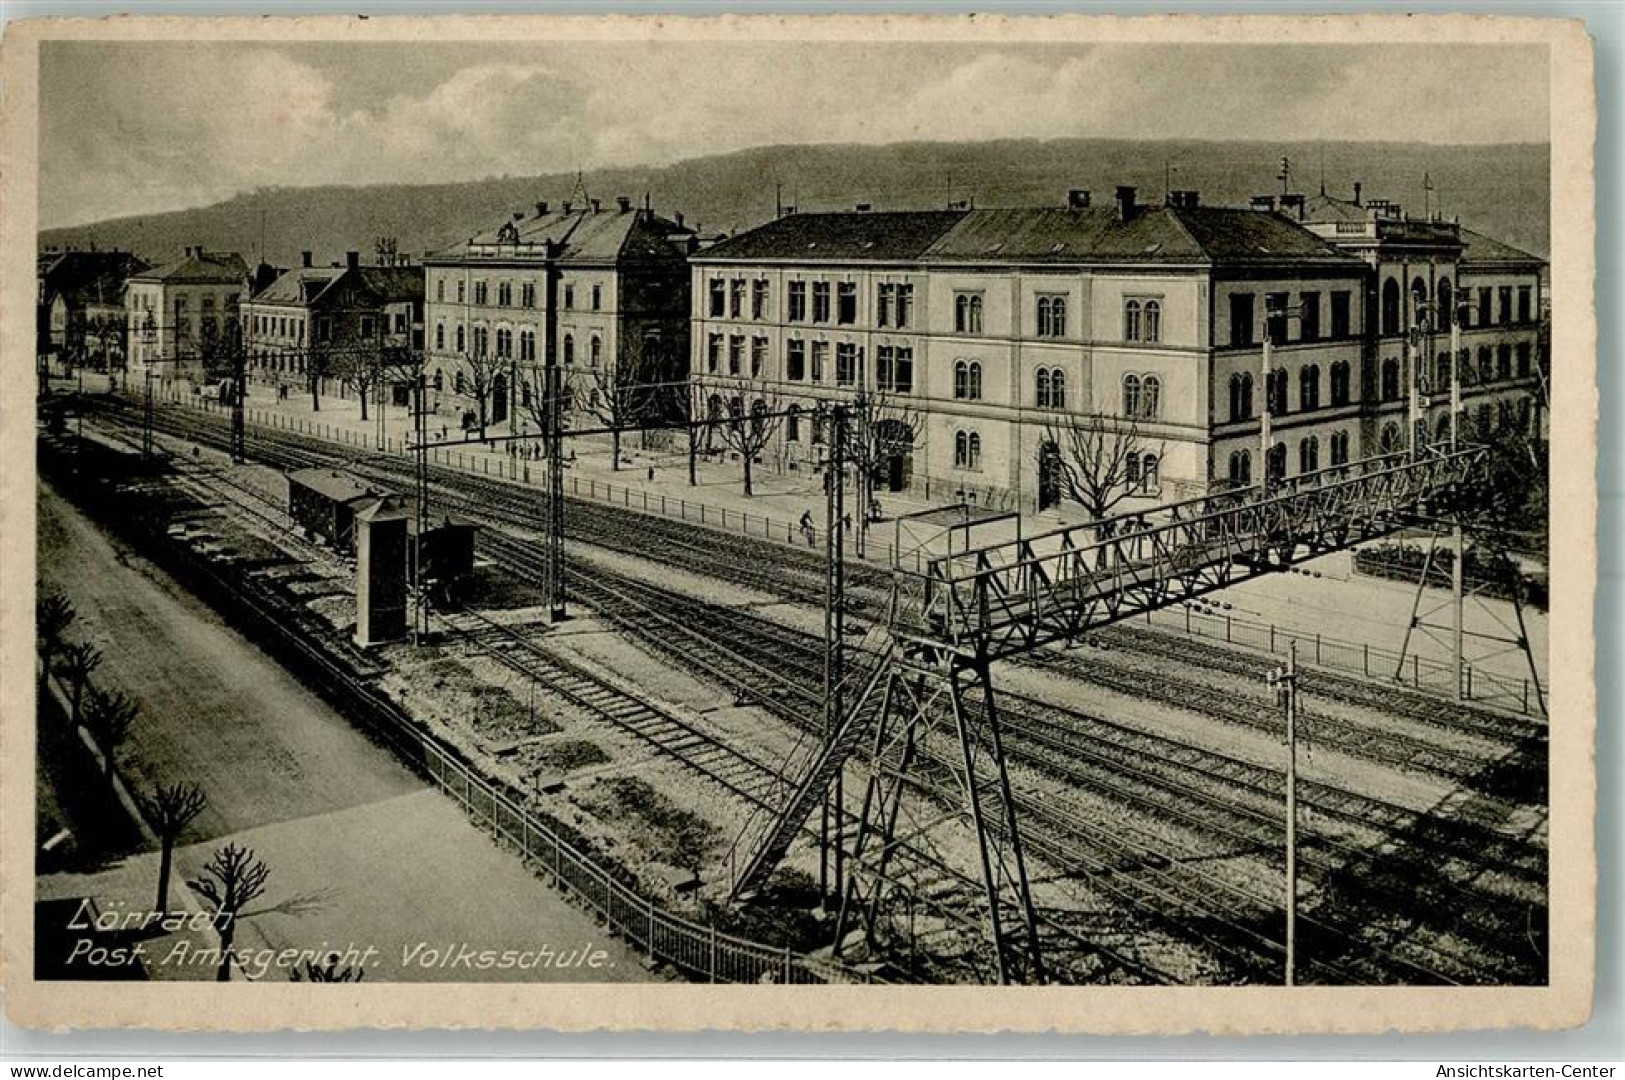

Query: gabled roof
<box><xmin>350</xmin><ymin>265</ymin><xmax>425</xmax><ymax>304</ymax></box>
<box><xmin>1458</xmin><ymin>227</ymin><xmax>1545</xmax><ymax>268</ymax></box>
<box><xmin>695</xmin><ymin>211</ymin><xmax>967</xmax><ymax>263</ymax></box>
<box><xmin>287</xmin><ymin>467</ymin><xmax>392</xmax><ymax>505</ymax></box>
<box><xmin>39</xmin><ymin>250</ymin><xmax>150</xmax><ymax>307</ymax></box>
<box><xmin>248</xmin><ymin>267</ymin><xmax>342</xmax><ymax>306</ymax></box>
<box><xmin>130</xmin><ymin>250</ymin><xmax>248</xmax><ymax>285</ymax></box>
<box><xmin>428</xmin><ymin>206</ymin><xmax>693</xmax><ymax>266</ymax></box>
<box><xmin>696</xmin><ymin>205</ymin><xmax>1358</xmax><ymax>268</ymax></box>
<box><xmin>1299</xmin><ymin>191</ymin><xmax>1371</xmax><ymax>224</ymax></box>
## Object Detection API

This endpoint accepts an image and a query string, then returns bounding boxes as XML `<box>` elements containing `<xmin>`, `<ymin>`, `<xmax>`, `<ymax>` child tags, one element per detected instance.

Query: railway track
<box><xmin>91</xmin><ymin>398</ymin><xmax>1546</xmax><ymax>984</ymax></box>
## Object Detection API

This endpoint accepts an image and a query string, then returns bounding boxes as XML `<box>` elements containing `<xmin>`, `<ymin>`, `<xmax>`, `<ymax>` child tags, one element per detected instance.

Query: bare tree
<box><xmin>585</xmin><ymin>360</ymin><xmax>657</xmax><ymax>471</ymax></box>
<box><xmin>82</xmin><ymin>687</ymin><xmax>138</xmax><ymax>782</ymax></box>
<box><xmin>55</xmin><ymin>641</ymin><xmax>102</xmax><ymax>727</ymax></box>
<box><xmin>190</xmin><ymin>842</ymin><xmax>272</xmax><ymax>982</ymax></box>
<box><xmin>460</xmin><ymin>344</ymin><xmax>505</xmax><ymax>440</ymax></box>
<box><xmin>845</xmin><ymin>393</ymin><xmax>923</xmax><ymax>552</ymax></box>
<box><xmin>685</xmin><ymin>380</ymin><xmax>715</xmax><ymax>487</ymax></box>
<box><xmin>289</xmin><ymin>952</ymin><xmax>366</xmax><ymax>983</ymax></box>
<box><xmin>143</xmin><ymin>782</ymin><xmax>207</xmax><ymax>917</ymax></box>
<box><xmin>335</xmin><ymin>346</ymin><xmax>380</xmax><ymax>423</ymax></box>
<box><xmin>1043</xmin><ymin>413</ymin><xmax>1160</xmax><ymax>560</ymax></box>
<box><xmin>36</xmin><ymin>592</ymin><xmax>75</xmax><ymax>695</ymax></box>
<box><xmin>712</xmin><ymin>381</ymin><xmax>784</xmax><ymax>497</ymax></box>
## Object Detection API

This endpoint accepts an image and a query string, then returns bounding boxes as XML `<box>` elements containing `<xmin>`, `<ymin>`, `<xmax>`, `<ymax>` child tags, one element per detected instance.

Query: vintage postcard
<box><xmin>0</xmin><ymin>12</ymin><xmax>1596</xmax><ymax>1034</ymax></box>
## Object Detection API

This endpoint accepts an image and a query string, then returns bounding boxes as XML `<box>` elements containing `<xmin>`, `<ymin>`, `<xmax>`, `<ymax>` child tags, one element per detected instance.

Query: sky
<box><xmin>39</xmin><ymin>40</ymin><xmax>1550</xmax><ymax>229</ymax></box>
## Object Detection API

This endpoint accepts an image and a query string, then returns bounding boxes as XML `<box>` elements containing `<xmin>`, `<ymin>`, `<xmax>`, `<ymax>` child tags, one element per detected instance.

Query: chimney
<box><xmin>301</xmin><ymin>250</ymin><xmax>313</xmax><ymax>268</ymax></box>
<box><xmin>1279</xmin><ymin>193</ymin><xmax>1306</xmax><ymax>220</ymax></box>
<box><xmin>616</xmin><ymin>195</ymin><xmax>632</xmax><ymax>213</ymax></box>
<box><xmin>675</xmin><ymin>211</ymin><xmax>684</xmax><ymax>228</ymax></box>
<box><xmin>1353</xmin><ymin>181</ymin><xmax>1363</xmax><ymax>206</ymax></box>
<box><xmin>1114</xmin><ymin>185</ymin><xmax>1137</xmax><ymax>221</ymax></box>
<box><xmin>590</xmin><ymin>198</ymin><xmax>601</xmax><ymax>213</ymax></box>
<box><xmin>1067</xmin><ymin>188</ymin><xmax>1091</xmax><ymax>209</ymax></box>
<box><xmin>1250</xmin><ymin>195</ymin><xmax>1278</xmax><ymax>212</ymax></box>
<box><xmin>535</xmin><ymin>200</ymin><xmax>549</xmax><ymax>216</ymax></box>
<box><xmin>346</xmin><ymin>250</ymin><xmax>360</xmax><ymax>270</ymax></box>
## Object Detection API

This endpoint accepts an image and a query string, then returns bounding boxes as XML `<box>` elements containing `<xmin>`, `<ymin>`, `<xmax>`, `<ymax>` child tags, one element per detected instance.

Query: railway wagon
<box><xmin>287</xmin><ymin>467</ymin><xmax>399</xmax><ymax>554</ymax></box>
<box><xmin>408</xmin><ymin>513</ymin><xmax>479</xmax><ymax>599</ymax></box>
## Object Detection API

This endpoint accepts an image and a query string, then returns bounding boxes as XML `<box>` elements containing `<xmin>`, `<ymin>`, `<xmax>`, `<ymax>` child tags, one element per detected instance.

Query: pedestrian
<box><xmin>647</xmin><ymin>465</ymin><xmax>655</xmax><ymax>482</ymax></box>
<box><xmin>799</xmin><ymin>509</ymin><xmax>816</xmax><ymax>547</ymax></box>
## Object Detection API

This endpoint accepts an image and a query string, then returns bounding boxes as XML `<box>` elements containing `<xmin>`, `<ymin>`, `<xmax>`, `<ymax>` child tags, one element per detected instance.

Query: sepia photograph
<box><xmin>1</xmin><ymin>11</ymin><xmax>1597</xmax><ymax>1035</ymax></box>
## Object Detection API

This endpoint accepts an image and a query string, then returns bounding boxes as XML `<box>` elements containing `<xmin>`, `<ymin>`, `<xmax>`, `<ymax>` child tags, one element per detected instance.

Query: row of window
<box><xmin>1377</xmin><ymin>278</ymin><xmax>1535</xmax><ymax>336</ymax></box>
<box><xmin>434</xmin><ymin>322</ymin><xmax>603</xmax><ymax>366</ymax></box>
<box><xmin>1226</xmin><ymin>362</ymin><xmax>1354</xmax><ymax>421</ymax></box>
<box><xmin>1377</xmin><ymin>342</ymin><xmax>1534</xmax><ymax>401</ymax></box>
<box><xmin>1227</xmin><ymin>290</ymin><xmax>1354</xmax><ymax>348</ymax></box>
<box><xmin>1226</xmin><ymin>432</ymin><xmax>1354</xmax><ymax>486</ymax></box>
<box><xmin>433</xmin><ymin>277</ymin><xmax>602</xmax><ymax>311</ymax></box>
<box><xmin>251</xmin><ymin>313</ymin><xmax>306</xmax><ymax>341</ymax></box>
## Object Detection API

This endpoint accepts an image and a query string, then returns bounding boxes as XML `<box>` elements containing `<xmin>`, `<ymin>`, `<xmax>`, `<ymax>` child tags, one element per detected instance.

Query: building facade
<box><xmin>125</xmin><ymin>246</ymin><xmax>249</xmax><ymax>383</ymax></box>
<box><xmin>422</xmin><ymin>196</ymin><xmax>695</xmax><ymax>433</ymax></box>
<box><xmin>37</xmin><ymin>249</ymin><xmax>150</xmax><ymax>375</ymax></box>
<box><xmin>242</xmin><ymin>251</ymin><xmax>425</xmax><ymax>395</ymax></box>
<box><xmin>690</xmin><ymin>187</ymin><xmax>1546</xmax><ymax>507</ymax></box>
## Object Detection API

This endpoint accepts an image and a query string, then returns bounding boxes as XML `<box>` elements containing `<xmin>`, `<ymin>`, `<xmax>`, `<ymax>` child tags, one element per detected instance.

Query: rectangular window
<box><xmin>1498</xmin><ymin>285</ymin><xmax>1512</xmax><ymax>326</ymax></box>
<box><xmin>836</xmin><ymin>342</ymin><xmax>858</xmax><ymax>386</ymax></box>
<box><xmin>592</xmin><ymin>284</ymin><xmax>602</xmax><ymax>311</ymax></box>
<box><xmin>522</xmin><ymin>283</ymin><xmax>536</xmax><ymax>308</ymax></box>
<box><xmin>751</xmin><ymin>336</ymin><xmax>767</xmax><ymax>378</ymax></box>
<box><xmin>752</xmin><ymin>279</ymin><xmax>769</xmax><ymax>320</ymax></box>
<box><xmin>836</xmin><ymin>281</ymin><xmax>857</xmax><ymax>325</ymax></box>
<box><xmin>728</xmin><ymin>335</ymin><xmax>743</xmax><ymax>376</ymax></box>
<box><xmin>1518</xmin><ymin>285</ymin><xmax>1532</xmax><ymax>323</ymax></box>
<box><xmin>707</xmin><ymin>333</ymin><xmax>721</xmax><ymax>374</ymax></box>
<box><xmin>1229</xmin><ymin>293</ymin><xmax>1255</xmax><ymax>347</ymax></box>
<box><xmin>498</xmin><ymin>282</ymin><xmax>511</xmax><ymax>307</ymax></box>
<box><xmin>1330</xmin><ymin>291</ymin><xmax>1351</xmax><ymax>338</ymax></box>
<box><xmin>564</xmin><ymin>284</ymin><xmax>575</xmax><ymax>310</ymax></box>
<box><xmin>893</xmin><ymin>347</ymin><xmax>913</xmax><ymax>394</ymax></box>
<box><xmin>811</xmin><ymin>340</ymin><xmax>828</xmax><ymax>383</ymax></box>
<box><xmin>896</xmin><ymin>284</ymin><xmax>914</xmax><ymax>329</ymax></box>
<box><xmin>436</xmin><ymin>280</ymin><xmax>446</xmax><ymax>303</ymax></box>
<box><xmin>812</xmin><ymin>282</ymin><xmax>831</xmax><ymax>323</ymax></box>
<box><xmin>729</xmin><ymin>279</ymin><xmax>745</xmax><ymax>319</ymax></box>
<box><xmin>877</xmin><ymin>284</ymin><xmax>895</xmax><ymax>328</ymax></box>
<box><xmin>394</xmin><ymin>312</ymin><xmax>407</xmax><ymax>333</ymax></box>
<box><xmin>474</xmin><ymin>282</ymin><xmax>488</xmax><ymax>306</ymax></box>
<box><xmin>709</xmin><ymin>278</ymin><xmax>726</xmax><ymax>318</ymax></box>
<box><xmin>787</xmin><ymin>339</ymin><xmax>806</xmax><ymax>381</ymax></box>
<box><xmin>457</xmin><ymin>280</ymin><xmax>465</xmax><ymax>304</ymax></box>
<box><xmin>1478</xmin><ymin>287</ymin><xmax>1492</xmax><ymax>325</ymax></box>
<box><xmin>1266</xmin><ymin>292</ymin><xmax>1290</xmax><ymax>344</ymax></box>
<box><xmin>1298</xmin><ymin>292</ymin><xmax>1320</xmax><ymax>342</ymax></box>
<box><xmin>788</xmin><ymin>281</ymin><xmax>807</xmax><ymax>322</ymax></box>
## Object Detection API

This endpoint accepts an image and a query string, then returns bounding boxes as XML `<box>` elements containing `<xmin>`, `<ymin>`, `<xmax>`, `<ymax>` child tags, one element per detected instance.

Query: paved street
<box><xmin>35</xmin><ymin>480</ymin><xmax>651</xmax><ymax>983</ymax></box>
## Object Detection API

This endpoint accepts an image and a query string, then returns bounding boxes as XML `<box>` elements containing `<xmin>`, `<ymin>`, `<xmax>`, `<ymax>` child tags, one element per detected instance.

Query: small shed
<box><xmin>408</xmin><ymin>512</ymin><xmax>480</xmax><ymax>594</ymax></box>
<box><xmin>287</xmin><ymin>468</ymin><xmax>398</xmax><ymax>553</ymax></box>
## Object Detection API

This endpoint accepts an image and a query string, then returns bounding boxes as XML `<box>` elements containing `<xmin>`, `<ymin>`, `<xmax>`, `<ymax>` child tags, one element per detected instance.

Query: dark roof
<box><xmin>287</xmin><ymin>467</ymin><xmax>392</xmax><ymax>505</ymax></box>
<box><xmin>1299</xmin><ymin>192</ymin><xmax>1371</xmax><ymax>224</ymax></box>
<box><xmin>428</xmin><ymin>207</ymin><xmax>693</xmax><ymax>266</ymax></box>
<box><xmin>40</xmin><ymin>251</ymin><xmax>149</xmax><ymax>308</ymax></box>
<box><xmin>351</xmin><ymin>264</ymin><xmax>425</xmax><ymax>304</ymax></box>
<box><xmin>248</xmin><ymin>267</ymin><xmax>341</xmax><ymax>306</ymax></box>
<box><xmin>1458</xmin><ymin>227</ymin><xmax>1545</xmax><ymax>268</ymax></box>
<box><xmin>695</xmin><ymin>211</ymin><xmax>968</xmax><ymax>263</ymax></box>
<box><xmin>130</xmin><ymin>250</ymin><xmax>248</xmax><ymax>285</ymax></box>
<box><xmin>698</xmin><ymin>206</ymin><xmax>1357</xmax><ymax>268</ymax></box>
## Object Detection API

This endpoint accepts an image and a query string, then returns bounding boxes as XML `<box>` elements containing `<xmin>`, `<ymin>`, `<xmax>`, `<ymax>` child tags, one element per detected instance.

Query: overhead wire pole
<box><xmin>230</xmin><ymin>328</ymin><xmax>246</xmax><ymax>464</ymax></box>
<box><xmin>543</xmin><ymin>239</ymin><xmax>567</xmax><ymax>622</ymax></box>
<box><xmin>1268</xmin><ymin>641</ymin><xmax>1301</xmax><ymax>987</ymax></box>
<box><xmin>413</xmin><ymin>369</ymin><xmax>430</xmax><ymax>644</ymax></box>
<box><xmin>822</xmin><ymin>403</ymin><xmax>850</xmax><ymax>907</ymax></box>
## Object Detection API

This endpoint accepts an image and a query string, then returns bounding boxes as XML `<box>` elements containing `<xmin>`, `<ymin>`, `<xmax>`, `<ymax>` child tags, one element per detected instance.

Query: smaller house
<box><xmin>37</xmin><ymin>249</ymin><xmax>150</xmax><ymax>375</ymax></box>
<box><xmin>286</xmin><ymin>467</ymin><xmax>399</xmax><ymax>554</ymax></box>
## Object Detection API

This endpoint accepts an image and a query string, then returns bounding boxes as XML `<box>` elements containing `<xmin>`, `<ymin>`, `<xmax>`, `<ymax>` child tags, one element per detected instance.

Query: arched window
<box><xmin>1330</xmin><ymin>361</ymin><xmax>1351</xmax><ymax>406</ymax></box>
<box><xmin>1518</xmin><ymin>397</ymin><xmax>1533</xmax><ymax>432</ymax></box>
<box><xmin>1435</xmin><ymin>351</ymin><xmax>1452</xmax><ymax>390</ymax></box>
<box><xmin>563</xmin><ymin>334</ymin><xmax>575</xmax><ymax>366</ymax></box>
<box><xmin>1497</xmin><ymin>343</ymin><xmax>1512</xmax><ymax>379</ymax></box>
<box><xmin>1228</xmin><ymin>450</ymin><xmax>1252</xmax><ymax>485</ymax></box>
<box><xmin>1122</xmin><ymin>373</ymin><xmax>1141</xmax><ymax>417</ymax></box>
<box><xmin>1035</xmin><ymin>368</ymin><xmax>1051</xmax><ymax>409</ymax></box>
<box><xmin>590</xmin><ymin>336</ymin><xmax>602</xmax><ymax>368</ymax></box>
<box><xmin>1141</xmin><ymin>374</ymin><xmax>1160</xmax><ymax>419</ymax></box>
<box><xmin>968</xmin><ymin>362</ymin><xmax>982</xmax><ymax>401</ymax></box>
<box><xmin>1330</xmin><ymin>431</ymin><xmax>1350</xmax><ymax>467</ymax></box>
<box><xmin>1268</xmin><ymin>441</ymin><xmax>1288</xmax><ymax>480</ymax></box>
<box><xmin>1141</xmin><ymin>453</ymin><xmax>1160</xmax><ymax>491</ymax></box>
<box><xmin>1435</xmin><ymin>412</ymin><xmax>1452</xmax><ymax>443</ymax></box>
<box><xmin>1437</xmin><ymin>278</ymin><xmax>1454</xmax><ymax>325</ymax></box>
<box><xmin>1411</xmin><ymin>277</ymin><xmax>1429</xmax><ymax>325</ymax></box>
<box><xmin>786</xmin><ymin>404</ymin><xmax>801</xmax><ymax>442</ymax></box>
<box><xmin>1299</xmin><ymin>365</ymin><xmax>1320</xmax><ymax>411</ymax></box>
<box><xmin>435</xmin><ymin>323</ymin><xmax>445</xmax><ymax>350</ymax></box>
<box><xmin>455</xmin><ymin>324</ymin><xmax>465</xmax><ymax>353</ymax></box>
<box><xmin>1126</xmin><ymin>454</ymin><xmax>1140</xmax><ymax>487</ymax></box>
<box><xmin>954</xmin><ymin>359</ymin><xmax>981</xmax><ymax>400</ymax></box>
<box><xmin>727</xmin><ymin>395</ymin><xmax>744</xmax><ymax>420</ymax></box>
<box><xmin>520</xmin><ymin>381</ymin><xmax>531</xmax><ymax>407</ymax></box>
<box><xmin>1382</xmin><ymin>278</ymin><xmax>1401</xmax><ymax>336</ymax></box>
<box><xmin>967</xmin><ymin>296</ymin><xmax>982</xmax><ymax>333</ymax></box>
<box><xmin>751</xmin><ymin>398</ymin><xmax>768</xmax><ymax>438</ymax></box>
<box><xmin>1037</xmin><ymin>296</ymin><xmax>1067</xmax><ymax>337</ymax></box>
<box><xmin>1298</xmin><ymin>435</ymin><xmax>1319</xmax><ymax>474</ymax></box>
<box><xmin>1458</xmin><ymin>348</ymin><xmax>1473</xmax><ymax>385</ymax></box>
<box><xmin>1050</xmin><ymin>369</ymin><xmax>1066</xmax><ymax>410</ymax></box>
<box><xmin>1516</xmin><ymin>342</ymin><xmax>1532</xmax><ymax>377</ymax></box>
<box><xmin>954</xmin><ymin>294</ymin><xmax>983</xmax><ymax>334</ymax></box>
<box><xmin>1270</xmin><ymin>368</ymin><xmax>1290</xmax><ymax>415</ymax></box>
<box><xmin>1381</xmin><ymin>359</ymin><xmax>1401</xmax><ymax>402</ymax></box>
<box><xmin>1380</xmin><ymin>421</ymin><xmax>1402</xmax><ymax>454</ymax></box>
<box><xmin>707</xmin><ymin>394</ymin><xmax>723</xmax><ymax>423</ymax></box>
<box><xmin>588</xmin><ymin>388</ymin><xmax>600</xmax><ymax>410</ymax></box>
<box><xmin>1229</xmin><ymin>371</ymin><xmax>1253</xmax><ymax>421</ymax></box>
<box><xmin>432</xmin><ymin>368</ymin><xmax>444</xmax><ymax>392</ymax></box>
<box><xmin>954</xmin><ymin>430</ymin><xmax>981</xmax><ymax>470</ymax></box>
<box><xmin>1143</xmin><ymin>300</ymin><xmax>1161</xmax><ymax>343</ymax></box>
<box><xmin>1123</xmin><ymin>299</ymin><xmax>1142</xmax><ymax>342</ymax></box>
<box><xmin>454</xmin><ymin>370</ymin><xmax>466</xmax><ymax>395</ymax></box>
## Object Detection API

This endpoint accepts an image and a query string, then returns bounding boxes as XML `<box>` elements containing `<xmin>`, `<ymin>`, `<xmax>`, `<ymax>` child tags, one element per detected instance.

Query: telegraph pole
<box><xmin>823</xmin><ymin>404</ymin><xmax>850</xmax><ymax>906</ymax></box>
<box><xmin>230</xmin><ymin>331</ymin><xmax>246</xmax><ymax>464</ymax></box>
<box><xmin>1259</xmin><ymin>321</ymin><xmax>1273</xmax><ymax>493</ymax></box>
<box><xmin>543</xmin><ymin>240</ymin><xmax>567</xmax><ymax>623</ymax></box>
<box><xmin>413</xmin><ymin>370</ymin><xmax>430</xmax><ymax>645</ymax></box>
<box><xmin>1268</xmin><ymin>641</ymin><xmax>1301</xmax><ymax>986</ymax></box>
<box><xmin>1449</xmin><ymin>300</ymin><xmax>1466</xmax><ymax>700</ymax></box>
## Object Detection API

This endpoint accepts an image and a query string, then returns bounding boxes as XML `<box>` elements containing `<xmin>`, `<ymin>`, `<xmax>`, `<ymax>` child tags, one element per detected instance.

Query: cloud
<box><xmin>39</xmin><ymin>40</ymin><xmax>1550</xmax><ymax>228</ymax></box>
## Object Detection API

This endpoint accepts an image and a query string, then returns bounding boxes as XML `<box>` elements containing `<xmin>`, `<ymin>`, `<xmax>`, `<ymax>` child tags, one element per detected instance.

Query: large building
<box><xmin>242</xmin><ymin>251</ymin><xmax>425</xmax><ymax>396</ymax></box>
<box><xmin>422</xmin><ymin>196</ymin><xmax>695</xmax><ymax>432</ymax></box>
<box><xmin>37</xmin><ymin>249</ymin><xmax>150</xmax><ymax>375</ymax></box>
<box><xmin>125</xmin><ymin>246</ymin><xmax>249</xmax><ymax>383</ymax></box>
<box><xmin>689</xmin><ymin>186</ymin><xmax>1546</xmax><ymax>507</ymax></box>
